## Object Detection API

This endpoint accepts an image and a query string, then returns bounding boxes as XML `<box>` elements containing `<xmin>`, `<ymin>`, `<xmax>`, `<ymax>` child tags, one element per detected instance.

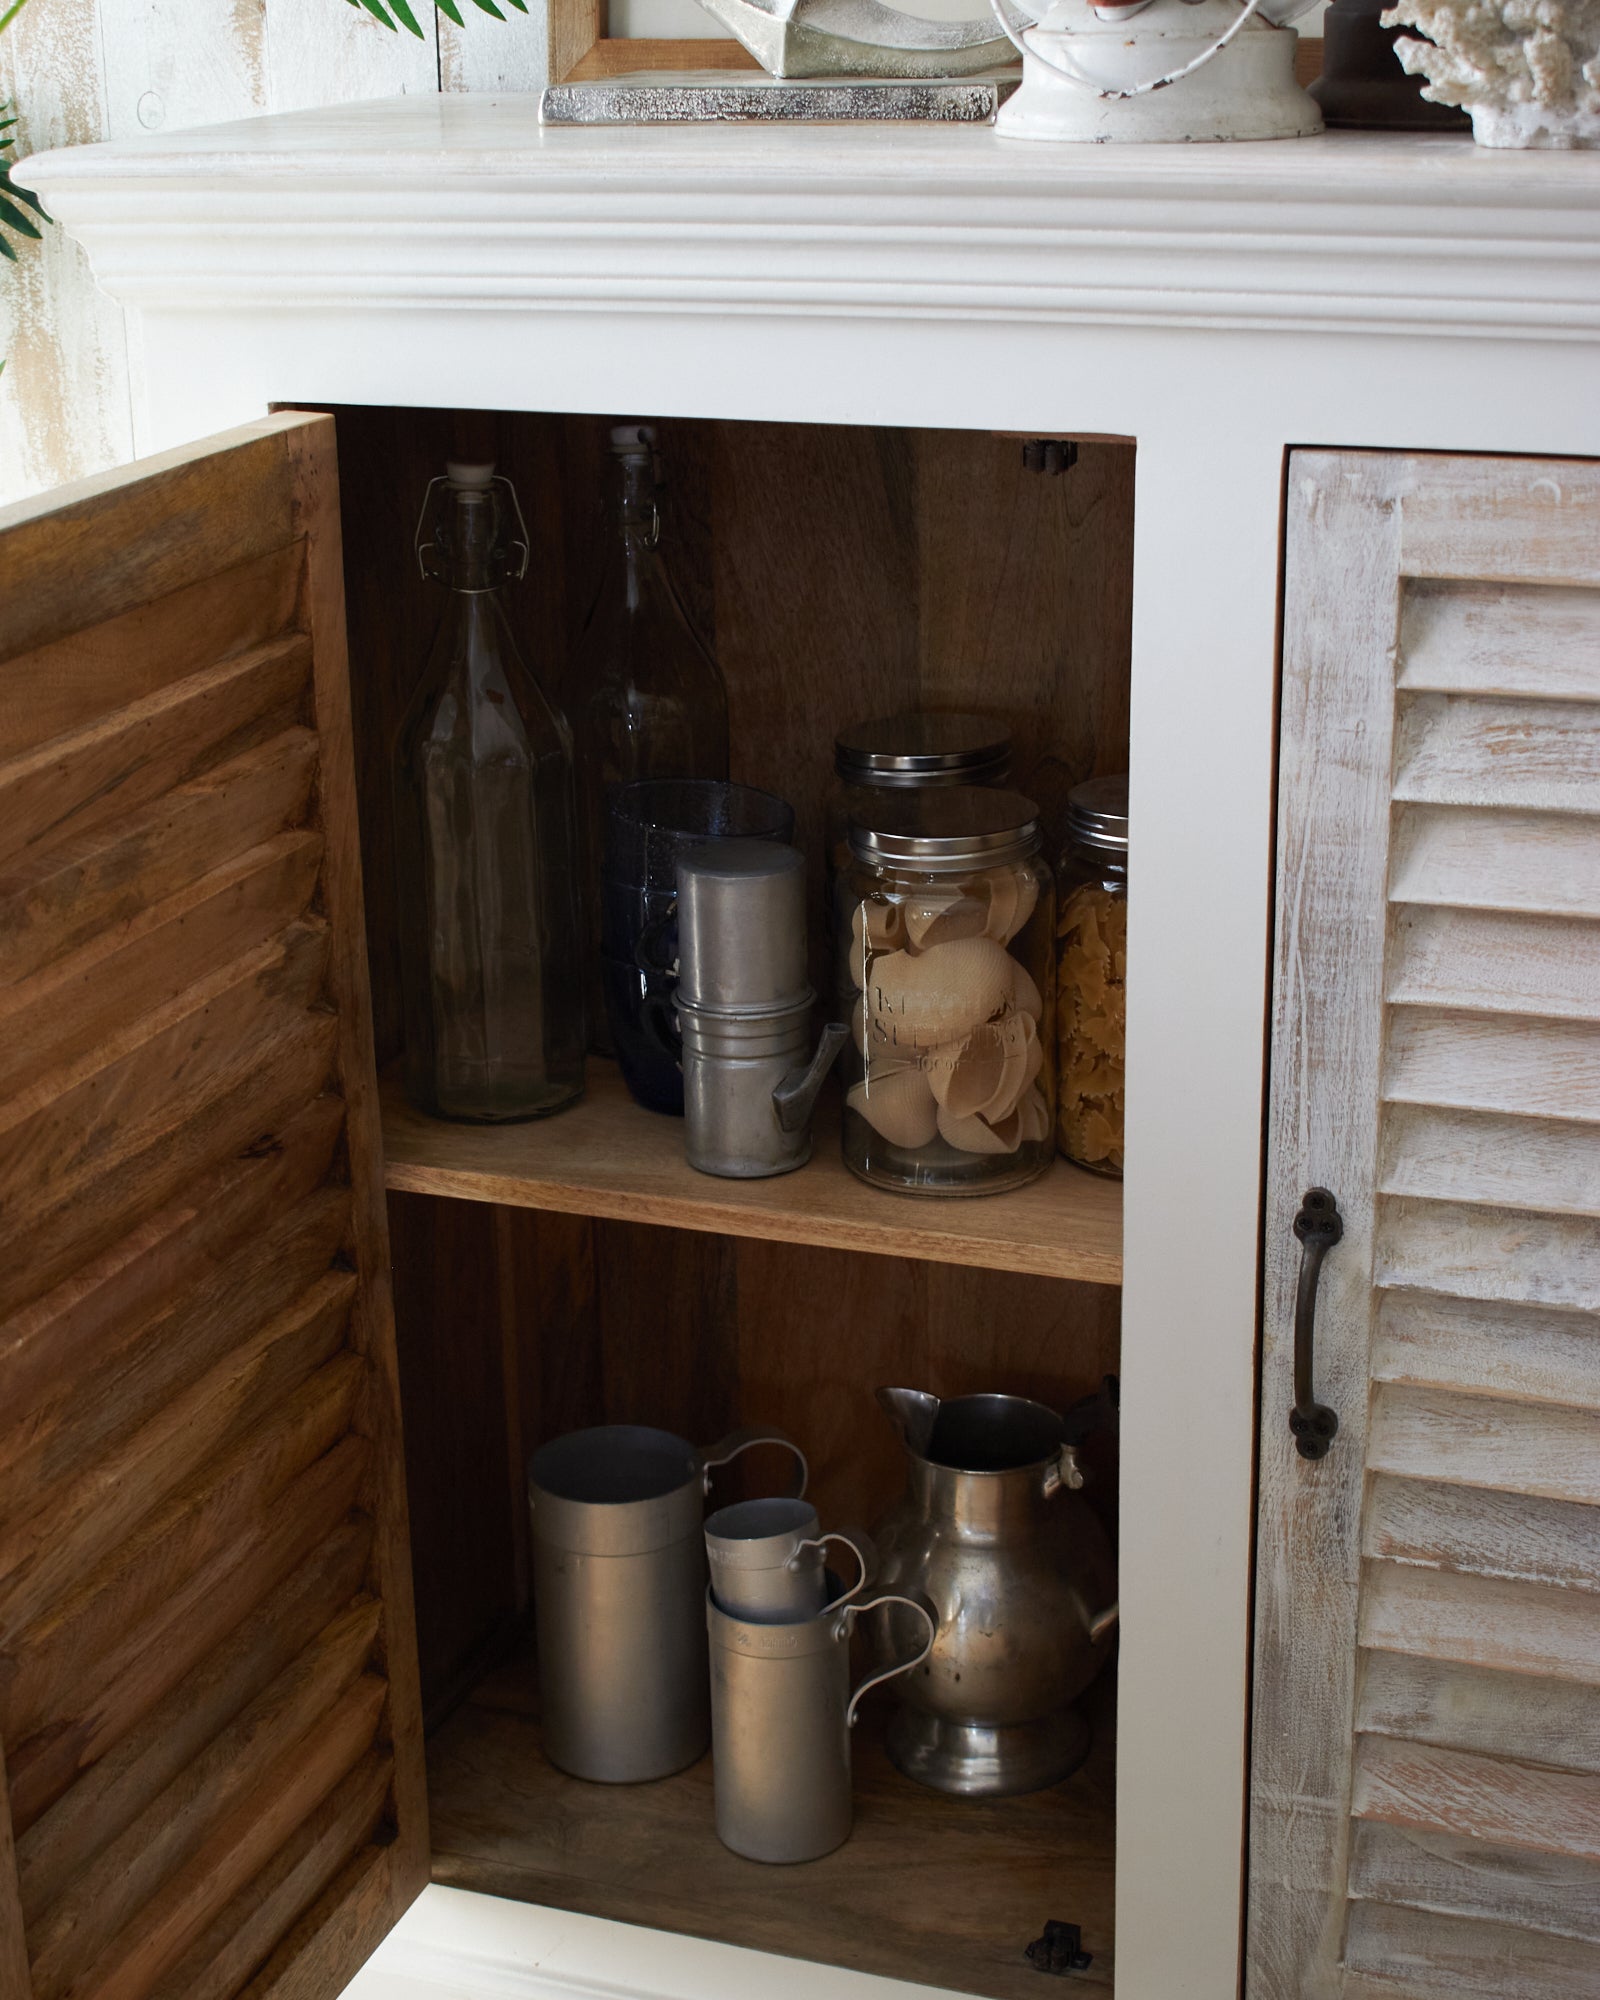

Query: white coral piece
<box><xmin>1383</xmin><ymin>0</ymin><xmax>1600</xmax><ymax>143</ymax></box>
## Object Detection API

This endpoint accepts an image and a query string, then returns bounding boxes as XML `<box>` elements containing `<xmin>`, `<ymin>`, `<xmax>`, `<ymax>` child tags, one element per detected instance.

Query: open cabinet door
<box><xmin>1249</xmin><ymin>452</ymin><xmax>1600</xmax><ymax>2000</ymax></box>
<box><xmin>0</xmin><ymin>414</ymin><xmax>428</xmax><ymax>2000</ymax></box>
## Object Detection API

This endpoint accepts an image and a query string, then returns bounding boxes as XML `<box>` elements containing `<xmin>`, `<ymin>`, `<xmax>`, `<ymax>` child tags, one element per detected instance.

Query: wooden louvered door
<box><xmin>0</xmin><ymin>415</ymin><xmax>428</xmax><ymax>2000</ymax></box>
<box><xmin>1249</xmin><ymin>452</ymin><xmax>1600</xmax><ymax>2000</ymax></box>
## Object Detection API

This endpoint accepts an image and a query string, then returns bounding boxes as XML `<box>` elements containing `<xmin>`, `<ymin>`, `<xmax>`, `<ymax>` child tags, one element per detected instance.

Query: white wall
<box><xmin>0</xmin><ymin>0</ymin><xmax>552</xmax><ymax>503</ymax></box>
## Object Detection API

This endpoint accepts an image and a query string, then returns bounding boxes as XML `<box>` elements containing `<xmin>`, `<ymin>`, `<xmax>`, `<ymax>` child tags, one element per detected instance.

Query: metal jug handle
<box><xmin>839</xmin><ymin>1592</ymin><xmax>936</xmax><ymax>1728</ymax></box>
<box><xmin>793</xmin><ymin>1527</ymin><xmax>877</xmax><ymax>1608</ymax></box>
<box><xmin>1041</xmin><ymin>1443</ymin><xmax>1087</xmax><ymax>1499</ymax></box>
<box><xmin>697</xmin><ymin>1426</ymin><xmax>809</xmax><ymax>1500</ymax></box>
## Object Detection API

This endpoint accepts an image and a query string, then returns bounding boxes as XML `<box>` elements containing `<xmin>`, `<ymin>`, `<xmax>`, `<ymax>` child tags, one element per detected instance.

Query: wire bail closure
<box><xmin>414</xmin><ymin>472</ymin><xmax>532</xmax><ymax>585</ymax></box>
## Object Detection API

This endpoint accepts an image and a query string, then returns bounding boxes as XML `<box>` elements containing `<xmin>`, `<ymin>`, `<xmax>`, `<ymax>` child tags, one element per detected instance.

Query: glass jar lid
<box><xmin>849</xmin><ymin>785</ymin><xmax>1041</xmax><ymax>872</ymax></box>
<box><xmin>835</xmin><ymin>713</ymin><xmax>1011</xmax><ymax>788</ymax></box>
<box><xmin>1067</xmin><ymin>774</ymin><xmax>1129</xmax><ymax>854</ymax></box>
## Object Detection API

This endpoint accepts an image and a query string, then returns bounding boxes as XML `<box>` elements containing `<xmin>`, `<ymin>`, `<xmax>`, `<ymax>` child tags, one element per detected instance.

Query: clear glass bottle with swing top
<box><xmin>570</xmin><ymin>425</ymin><xmax>730</xmax><ymax>1047</ymax></box>
<box><xmin>392</xmin><ymin>461</ymin><xmax>585</xmax><ymax>1123</ymax></box>
<box><xmin>839</xmin><ymin>787</ymin><xmax>1055</xmax><ymax>1197</ymax></box>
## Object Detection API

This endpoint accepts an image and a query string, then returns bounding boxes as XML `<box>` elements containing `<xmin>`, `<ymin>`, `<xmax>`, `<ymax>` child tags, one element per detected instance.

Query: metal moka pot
<box><xmin>528</xmin><ymin>1422</ymin><xmax>807</xmax><ymax>1783</ymax></box>
<box><xmin>868</xmin><ymin>1388</ymin><xmax>1119</xmax><ymax>1798</ymax></box>
<box><xmin>708</xmin><ymin>1585</ymin><xmax>935</xmax><ymax>1864</ymax></box>
<box><xmin>676</xmin><ymin>841</ymin><xmax>846</xmax><ymax>1179</ymax></box>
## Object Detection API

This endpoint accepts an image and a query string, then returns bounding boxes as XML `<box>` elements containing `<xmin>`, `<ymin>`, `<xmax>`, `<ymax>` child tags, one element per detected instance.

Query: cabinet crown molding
<box><xmin>21</xmin><ymin>104</ymin><xmax>1600</xmax><ymax>342</ymax></box>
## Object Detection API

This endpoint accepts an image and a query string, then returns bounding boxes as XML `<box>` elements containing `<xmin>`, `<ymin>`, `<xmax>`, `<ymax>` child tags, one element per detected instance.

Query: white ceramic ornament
<box><xmin>991</xmin><ymin>0</ymin><xmax>1323</xmax><ymax>143</ymax></box>
<box><xmin>1384</xmin><ymin>0</ymin><xmax>1600</xmax><ymax>147</ymax></box>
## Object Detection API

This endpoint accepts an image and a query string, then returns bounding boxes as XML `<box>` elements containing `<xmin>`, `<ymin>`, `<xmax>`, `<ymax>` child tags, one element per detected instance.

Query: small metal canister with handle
<box><xmin>705</xmin><ymin>1496</ymin><xmax>875</xmax><ymax>1623</ymax></box>
<box><xmin>708</xmin><ymin>1588</ymin><xmax>935</xmax><ymax>1863</ymax></box>
<box><xmin>528</xmin><ymin>1422</ymin><xmax>807</xmax><ymax>1783</ymax></box>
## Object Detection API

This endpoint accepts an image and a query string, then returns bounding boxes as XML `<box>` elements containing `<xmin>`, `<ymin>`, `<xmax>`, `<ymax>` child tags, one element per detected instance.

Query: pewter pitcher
<box><xmin>708</xmin><ymin>1586</ymin><xmax>934</xmax><ymax>1863</ymax></box>
<box><xmin>528</xmin><ymin>1423</ymin><xmax>806</xmax><ymax>1783</ymax></box>
<box><xmin>870</xmin><ymin>1389</ymin><xmax>1117</xmax><ymax>1797</ymax></box>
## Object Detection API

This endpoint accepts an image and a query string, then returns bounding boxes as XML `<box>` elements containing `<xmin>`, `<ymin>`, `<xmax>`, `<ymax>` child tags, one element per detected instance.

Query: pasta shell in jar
<box><xmin>1055</xmin><ymin>776</ymin><xmax>1127</xmax><ymax>1180</ymax></box>
<box><xmin>840</xmin><ymin>787</ymin><xmax>1054</xmax><ymax>1197</ymax></box>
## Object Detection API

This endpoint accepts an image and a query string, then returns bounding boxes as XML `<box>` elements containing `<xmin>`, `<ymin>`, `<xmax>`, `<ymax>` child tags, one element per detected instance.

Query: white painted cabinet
<box><xmin>1250</xmin><ymin>451</ymin><xmax>1600</xmax><ymax>2000</ymax></box>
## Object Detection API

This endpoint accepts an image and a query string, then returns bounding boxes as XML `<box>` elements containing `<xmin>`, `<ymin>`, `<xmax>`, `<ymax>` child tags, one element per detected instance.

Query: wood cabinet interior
<box><xmin>322</xmin><ymin>404</ymin><xmax>1134</xmax><ymax>1995</ymax></box>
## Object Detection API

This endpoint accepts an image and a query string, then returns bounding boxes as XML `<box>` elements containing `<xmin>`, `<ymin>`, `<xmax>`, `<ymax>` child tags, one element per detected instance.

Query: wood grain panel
<box><xmin>1354</xmin><ymin>1732</ymin><xmax>1600</xmax><ymax>1862</ymax></box>
<box><xmin>1350</xmin><ymin>1820</ymin><xmax>1600</xmax><ymax>1946</ymax></box>
<box><xmin>26</xmin><ymin>1604</ymin><xmax>380</xmax><ymax>2000</ymax></box>
<box><xmin>0</xmin><ymin>634</ymin><xmax>312</xmax><ymax>868</ymax></box>
<box><xmin>142</xmin><ymin>1753</ymin><xmax>391</xmax><ymax>2000</ymax></box>
<box><xmin>0</xmin><ymin>727</ymin><xmax>320</xmax><ymax>988</ymax></box>
<box><xmin>1387</xmin><ymin>907</ymin><xmax>1600</xmax><ymax>1021</ymax></box>
<box><xmin>0</xmin><ymin>427</ymin><xmax>298</xmax><ymax>661</ymax></box>
<box><xmin>0</xmin><ymin>1361</ymin><xmax>365</xmax><ymax>1740</ymax></box>
<box><xmin>1359</xmin><ymin>1562</ymin><xmax>1600</xmax><ymax>1685</ymax></box>
<box><xmin>7</xmin><ymin>1442</ymin><xmax>366</xmax><ymax>1836</ymax></box>
<box><xmin>1367</xmin><ymin>1382</ymin><xmax>1600</xmax><ymax>1506</ymax></box>
<box><xmin>0</xmin><ymin>832</ymin><xmax>324</xmax><ymax>1105</ymax></box>
<box><xmin>0</xmin><ymin>1099</ymin><xmax>343</xmax><ymax>1441</ymax></box>
<box><xmin>1345</xmin><ymin>1899</ymin><xmax>1600</xmax><ymax>1999</ymax></box>
<box><xmin>1393</xmin><ymin>693</ymin><xmax>1600</xmax><ymax>813</ymax></box>
<box><xmin>1389</xmin><ymin>807</ymin><xmax>1600</xmax><ymax>921</ymax></box>
<box><xmin>1399</xmin><ymin>579</ymin><xmax>1600</xmax><ymax>702</ymax></box>
<box><xmin>0</xmin><ymin>542</ymin><xmax>303</xmax><ymax>763</ymax></box>
<box><xmin>4</xmin><ymin>1016</ymin><xmax>342</xmax><ymax>1328</ymax></box>
<box><xmin>1397</xmin><ymin>456</ymin><xmax>1600</xmax><ymax>589</ymax></box>
<box><xmin>1384</xmin><ymin>1008</ymin><xmax>1600</xmax><ymax>1121</ymax></box>
<box><xmin>64</xmin><ymin>1675</ymin><xmax>388</xmax><ymax>2000</ymax></box>
<box><xmin>0</xmin><ymin>416</ymin><xmax>425</xmax><ymax>1997</ymax></box>
<box><xmin>0</xmin><ymin>1273</ymin><xmax>356</xmax><ymax>1642</ymax></box>
<box><xmin>1372</xmin><ymin>1290</ymin><xmax>1600</xmax><ymax>1414</ymax></box>
<box><xmin>0</xmin><ymin>1187</ymin><xmax>352</xmax><ymax>1539</ymax></box>
<box><xmin>1380</xmin><ymin>1105</ymin><xmax>1600</xmax><ymax>1218</ymax></box>
<box><xmin>1376</xmin><ymin>1199</ymin><xmax>1600</xmax><ymax>1315</ymax></box>
<box><xmin>15</xmin><ymin>1533</ymin><xmax>372</xmax><ymax>1922</ymax></box>
<box><xmin>1364</xmin><ymin>1474</ymin><xmax>1600</xmax><ymax>1593</ymax></box>
<box><xmin>1357</xmin><ymin>1650</ymin><xmax>1600</xmax><ymax>1776</ymax></box>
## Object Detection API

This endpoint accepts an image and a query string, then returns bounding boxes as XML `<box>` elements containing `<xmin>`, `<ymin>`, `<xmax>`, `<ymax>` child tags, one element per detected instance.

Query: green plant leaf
<box><xmin>467</xmin><ymin>0</ymin><xmax>508</xmax><ymax>19</ymax></box>
<box><xmin>433</xmin><ymin>0</ymin><xmax>466</xmax><ymax>22</ymax></box>
<box><xmin>0</xmin><ymin>193</ymin><xmax>40</xmax><ymax>237</ymax></box>
<box><xmin>350</xmin><ymin>0</ymin><xmax>401</xmax><ymax>29</ymax></box>
<box><xmin>389</xmin><ymin>0</ymin><xmax>426</xmax><ymax>31</ymax></box>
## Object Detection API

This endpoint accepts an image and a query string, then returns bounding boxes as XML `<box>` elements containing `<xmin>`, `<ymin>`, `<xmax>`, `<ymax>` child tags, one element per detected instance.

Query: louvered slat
<box><xmin>1363</xmin><ymin>1475</ymin><xmax>1600</xmax><ymax>1592</ymax></box>
<box><xmin>1357</xmin><ymin>1651</ymin><xmax>1600</xmax><ymax>1776</ymax></box>
<box><xmin>1398</xmin><ymin>579</ymin><xmax>1600</xmax><ymax>702</ymax></box>
<box><xmin>0</xmin><ymin>417</ymin><xmax>425</xmax><ymax>2000</ymax></box>
<box><xmin>1384</xmin><ymin>1009</ymin><xmax>1600</xmax><ymax>1121</ymax></box>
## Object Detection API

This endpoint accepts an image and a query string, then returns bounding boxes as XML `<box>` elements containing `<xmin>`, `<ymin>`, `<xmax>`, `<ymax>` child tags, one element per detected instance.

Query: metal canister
<box><xmin>707</xmin><ymin>1588</ymin><xmax>934</xmax><ymax>1863</ymax></box>
<box><xmin>704</xmin><ymin>1496</ymin><xmax>874</xmax><ymax>1623</ymax></box>
<box><xmin>676</xmin><ymin>841</ymin><xmax>846</xmax><ymax>1179</ymax></box>
<box><xmin>528</xmin><ymin>1423</ymin><xmax>806</xmax><ymax>1783</ymax></box>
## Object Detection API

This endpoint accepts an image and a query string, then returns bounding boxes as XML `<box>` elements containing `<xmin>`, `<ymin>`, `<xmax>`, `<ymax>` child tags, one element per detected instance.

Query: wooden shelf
<box><xmin>428</xmin><ymin>1644</ymin><xmax>1116</xmax><ymax>2000</ymax></box>
<box><xmin>381</xmin><ymin>1064</ymin><xmax>1122</xmax><ymax>1286</ymax></box>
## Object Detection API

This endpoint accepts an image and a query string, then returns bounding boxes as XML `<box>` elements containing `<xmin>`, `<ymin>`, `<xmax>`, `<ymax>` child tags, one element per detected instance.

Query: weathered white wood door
<box><xmin>1249</xmin><ymin>452</ymin><xmax>1600</xmax><ymax>2000</ymax></box>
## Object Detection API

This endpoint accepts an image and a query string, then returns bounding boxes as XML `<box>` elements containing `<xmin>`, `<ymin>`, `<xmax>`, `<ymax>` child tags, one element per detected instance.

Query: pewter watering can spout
<box><xmin>876</xmin><ymin>1386</ymin><xmax>941</xmax><ymax>1460</ymax></box>
<box><xmin>773</xmin><ymin>1019</ymin><xmax>848</xmax><ymax>1135</ymax></box>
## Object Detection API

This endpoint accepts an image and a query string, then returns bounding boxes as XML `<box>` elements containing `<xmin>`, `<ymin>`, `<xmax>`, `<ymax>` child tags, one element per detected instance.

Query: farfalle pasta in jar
<box><xmin>840</xmin><ymin>788</ymin><xmax>1054</xmax><ymax>1196</ymax></box>
<box><xmin>1056</xmin><ymin>776</ymin><xmax>1127</xmax><ymax>1179</ymax></box>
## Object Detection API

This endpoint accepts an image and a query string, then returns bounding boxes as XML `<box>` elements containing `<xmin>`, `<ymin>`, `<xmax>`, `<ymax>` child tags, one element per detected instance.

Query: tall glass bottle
<box><xmin>571</xmin><ymin>425</ymin><xmax>730</xmax><ymax>1046</ymax></box>
<box><xmin>393</xmin><ymin>461</ymin><xmax>585</xmax><ymax>1122</ymax></box>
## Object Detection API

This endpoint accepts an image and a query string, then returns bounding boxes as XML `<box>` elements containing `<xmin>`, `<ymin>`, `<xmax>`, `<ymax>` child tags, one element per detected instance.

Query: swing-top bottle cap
<box><xmin>445</xmin><ymin>460</ymin><xmax>495</xmax><ymax>490</ymax></box>
<box><xmin>610</xmin><ymin>423</ymin><xmax>656</xmax><ymax>456</ymax></box>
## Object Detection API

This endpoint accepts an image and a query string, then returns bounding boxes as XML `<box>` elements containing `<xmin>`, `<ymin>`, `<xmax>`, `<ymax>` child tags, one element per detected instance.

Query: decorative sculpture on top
<box><xmin>987</xmin><ymin>0</ymin><xmax>1323</xmax><ymax>140</ymax></box>
<box><xmin>691</xmin><ymin>0</ymin><xmax>1012</xmax><ymax>77</ymax></box>
<box><xmin>1382</xmin><ymin>0</ymin><xmax>1600</xmax><ymax>145</ymax></box>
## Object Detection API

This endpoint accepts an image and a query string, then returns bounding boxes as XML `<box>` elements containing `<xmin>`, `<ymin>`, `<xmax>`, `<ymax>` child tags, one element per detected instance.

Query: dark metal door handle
<box><xmin>1290</xmin><ymin>1188</ymin><xmax>1342</xmax><ymax>1461</ymax></box>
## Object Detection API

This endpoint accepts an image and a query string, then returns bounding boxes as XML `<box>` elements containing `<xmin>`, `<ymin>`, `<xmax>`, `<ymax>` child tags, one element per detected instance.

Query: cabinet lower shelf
<box><xmin>427</xmin><ymin>1645</ymin><xmax>1116</xmax><ymax>2000</ymax></box>
<box><xmin>381</xmin><ymin>1064</ymin><xmax>1122</xmax><ymax>1285</ymax></box>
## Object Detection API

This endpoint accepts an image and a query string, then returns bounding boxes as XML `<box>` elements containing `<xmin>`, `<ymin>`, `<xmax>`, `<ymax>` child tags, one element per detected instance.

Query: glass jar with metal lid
<box><xmin>1055</xmin><ymin>775</ymin><xmax>1127</xmax><ymax>1179</ymax></box>
<box><xmin>830</xmin><ymin>712</ymin><xmax>1012</xmax><ymax>872</ymax></box>
<box><xmin>839</xmin><ymin>787</ymin><xmax>1054</xmax><ymax>1196</ymax></box>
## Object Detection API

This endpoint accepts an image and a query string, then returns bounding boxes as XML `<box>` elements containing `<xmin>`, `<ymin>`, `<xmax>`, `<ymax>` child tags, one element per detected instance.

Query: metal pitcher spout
<box><xmin>773</xmin><ymin>1019</ymin><xmax>848</xmax><ymax>1134</ymax></box>
<box><xmin>875</xmin><ymin>1386</ymin><xmax>941</xmax><ymax>1459</ymax></box>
